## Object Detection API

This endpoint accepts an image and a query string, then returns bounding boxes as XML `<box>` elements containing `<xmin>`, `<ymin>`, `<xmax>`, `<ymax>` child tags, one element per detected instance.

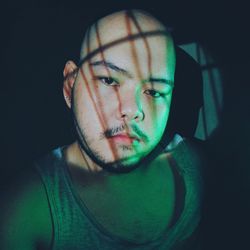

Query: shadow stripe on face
<box><xmin>92</xmin><ymin>21</ymin><xmax>121</xmax><ymax>161</ymax></box>
<box><xmin>78</xmin><ymin>30</ymin><xmax>169</xmax><ymax>67</ymax></box>
<box><xmin>126</xmin><ymin>10</ymin><xmax>160</xmax><ymax>130</ymax></box>
<box><xmin>76</xmin><ymin>16</ymin><xmax>172</xmax><ymax>166</ymax></box>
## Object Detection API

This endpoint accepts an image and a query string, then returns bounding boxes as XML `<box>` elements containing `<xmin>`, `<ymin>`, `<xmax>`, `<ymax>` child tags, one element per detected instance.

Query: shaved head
<box><xmin>64</xmin><ymin>9</ymin><xmax>176</xmax><ymax>172</ymax></box>
<box><xmin>80</xmin><ymin>9</ymin><xmax>174</xmax><ymax>66</ymax></box>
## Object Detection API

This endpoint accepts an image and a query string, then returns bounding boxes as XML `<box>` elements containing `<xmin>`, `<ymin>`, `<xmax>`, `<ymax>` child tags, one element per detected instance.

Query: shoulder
<box><xmin>154</xmin><ymin>137</ymin><xmax>206</xmax><ymax>173</ymax></box>
<box><xmin>0</xmin><ymin>164</ymin><xmax>53</xmax><ymax>250</ymax></box>
<box><xmin>169</xmin><ymin>138</ymin><xmax>207</xmax><ymax>171</ymax></box>
<box><xmin>147</xmin><ymin>137</ymin><xmax>205</xmax><ymax>172</ymax></box>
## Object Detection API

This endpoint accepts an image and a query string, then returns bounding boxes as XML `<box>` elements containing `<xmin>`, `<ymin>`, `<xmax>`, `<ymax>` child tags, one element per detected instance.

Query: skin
<box><xmin>63</xmin><ymin>10</ymin><xmax>176</xmax><ymax>173</ymax></box>
<box><xmin>61</xmin><ymin>10</ymin><xmax>177</xmax><ymax>243</ymax></box>
<box><xmin>1</xmin><ymin>10</ymin><xmax>184</xmax><ymax>249</ymax></box>
<box><xmin>0</xmin><ymin>10</ymin><xmax>203</xmax><ymax>247</ymax></box>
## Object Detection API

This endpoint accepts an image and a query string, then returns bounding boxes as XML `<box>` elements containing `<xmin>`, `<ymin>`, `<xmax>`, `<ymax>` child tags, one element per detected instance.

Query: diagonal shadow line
<box><xmin>196</xmin><ymin>44</ymin><xmax>208</xmax><ymax>139</ymax></box>
<box><xmin>127</xmin><ymin>11</ymin><xmax>159</xmax><ymax>134</ymax></box>
<box><xmin>93</xmin><ymin>21</ymin><xmax>121</xmax><ymax>161</ymax></box>
<box><xmin>203</xmin><ymin>47</ymin><xmax>220</xmax><ymax>121</ymax></box>
<box><xmin>123</xmin><ymin>11</ymin><xmax>145</xmax><ymax>157</ymax></box>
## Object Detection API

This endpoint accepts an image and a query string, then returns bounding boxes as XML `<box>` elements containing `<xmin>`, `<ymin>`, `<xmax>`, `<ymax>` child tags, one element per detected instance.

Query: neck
<box><xmin>63</xmin><ymin>141</ymin><xmax>153</xmax><ymax>188</ymax></box>
<box><xmin>64</xmin><ymin>141</ymin><xmax>104</xmax><ymax>173</ymax></box>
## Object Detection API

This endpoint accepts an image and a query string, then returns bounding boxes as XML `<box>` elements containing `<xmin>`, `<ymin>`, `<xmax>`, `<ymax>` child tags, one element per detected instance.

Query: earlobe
<box><xmin>63</xmin><ymin>60</ymin><xmax>78</xmax><ymax>108</ymax></box>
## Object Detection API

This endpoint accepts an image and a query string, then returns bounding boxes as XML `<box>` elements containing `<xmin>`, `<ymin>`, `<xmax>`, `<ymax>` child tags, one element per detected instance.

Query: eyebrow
<box><xmin>148</xmin><ymin>77</ymin><xmax>174</xmax><ymax>87</ymax></box>
<box><xmin>89</xmin><ymin>60</ymin><xmax>133</xmax><ymax>78</ymax></box>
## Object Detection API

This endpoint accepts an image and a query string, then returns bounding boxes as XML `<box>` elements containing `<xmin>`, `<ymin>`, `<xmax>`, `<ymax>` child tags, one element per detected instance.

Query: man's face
<box><xmin>70</xmin><ymin>11</ymin><xmax>175</xmax><ymax>172</ymax></box>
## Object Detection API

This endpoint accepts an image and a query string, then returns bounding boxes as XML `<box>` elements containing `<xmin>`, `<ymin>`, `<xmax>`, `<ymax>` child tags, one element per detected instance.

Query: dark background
<box><xmin>1</xmin><ymin>1</ymin><xmax>250</xmax><ymax>249</ymax></box>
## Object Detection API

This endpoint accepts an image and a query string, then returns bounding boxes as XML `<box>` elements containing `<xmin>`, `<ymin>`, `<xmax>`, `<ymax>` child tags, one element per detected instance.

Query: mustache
<box><xmin>103</xmin><ymin>124</ymin><xmax>125</xmax><ymax>138</ymax></box>
<box><xmin>101</xmin><ymin>124</ymin><xmax>149</xmax><ymax>142</ymax></box>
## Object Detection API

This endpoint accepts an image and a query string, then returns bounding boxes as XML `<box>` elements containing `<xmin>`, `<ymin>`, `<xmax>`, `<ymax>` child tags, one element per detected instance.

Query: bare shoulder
<box><xmin>0</xmin><ymin>165</ymin><xmax>52</xmax><ymax>250</ymax></box>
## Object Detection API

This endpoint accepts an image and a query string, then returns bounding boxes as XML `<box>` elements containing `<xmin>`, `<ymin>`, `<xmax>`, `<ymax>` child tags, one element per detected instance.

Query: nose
<box><xmin>117</xmin><ymin>90</ymin><xmax>145</xmax><ymax>123</ymax></box>
<box><xmin>120</xmin><ymin>107</ymin><xmax>145</xmax><ymax>122</ymax></box>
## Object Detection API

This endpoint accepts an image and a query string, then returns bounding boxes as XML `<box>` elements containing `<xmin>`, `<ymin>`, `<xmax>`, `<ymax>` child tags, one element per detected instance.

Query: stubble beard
<box><xmin>72</xmin><ymin>111</ymin><xmax>143</xmax><ymax>174</ymax></box>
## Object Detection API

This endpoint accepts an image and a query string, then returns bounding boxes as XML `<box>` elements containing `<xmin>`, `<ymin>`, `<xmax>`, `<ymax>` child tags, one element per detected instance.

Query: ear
<box><xmin>63</xmin><ymin>60</ymin><xmax>78</xmax><ymax>108</ymax></box>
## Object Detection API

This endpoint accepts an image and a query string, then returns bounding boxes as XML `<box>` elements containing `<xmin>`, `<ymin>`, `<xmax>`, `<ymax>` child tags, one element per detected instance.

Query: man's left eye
<box><xmin>144</xmin><ymin>89</ymin><xmax>163</xmax><ymax>98</ymax></box>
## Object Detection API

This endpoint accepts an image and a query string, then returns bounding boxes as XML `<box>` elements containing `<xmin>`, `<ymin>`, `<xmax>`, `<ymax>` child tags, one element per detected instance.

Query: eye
<box><xmin>96</xmin><ymin>76</ymin><xmax>119</xmax><ymax>86</ymax></box>
<box><xmin>144</xmin><ymin>89</ymin><xmax>164</xmax><ymax>98</ymax></box>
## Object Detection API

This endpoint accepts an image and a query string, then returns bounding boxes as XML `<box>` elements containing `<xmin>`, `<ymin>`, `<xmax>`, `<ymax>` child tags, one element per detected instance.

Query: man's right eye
<box><xmin>96</xmin><ymin>76</ymin><xmax>119</xmax><ymax>86</ymax></box>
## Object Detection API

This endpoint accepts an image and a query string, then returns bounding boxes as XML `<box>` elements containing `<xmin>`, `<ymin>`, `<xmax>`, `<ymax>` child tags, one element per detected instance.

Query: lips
<box><xmin>108</xmin><ymin>133</ymin><xmax>139</xmax><ymax>143</ymax></box>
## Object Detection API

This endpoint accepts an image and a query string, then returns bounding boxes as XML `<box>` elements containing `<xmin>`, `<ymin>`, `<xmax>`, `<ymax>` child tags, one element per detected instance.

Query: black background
<box><xmin>1</xmin><ymin>1</ymin><xmax>250</xmax><ymax>249</ymax></box>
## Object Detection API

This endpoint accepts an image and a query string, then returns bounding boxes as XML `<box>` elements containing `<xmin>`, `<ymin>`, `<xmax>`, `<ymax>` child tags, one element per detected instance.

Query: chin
<box><xmin>97</xmin><ymin>144</ymin><xmax>161</xmax><ymax>174</ymax></box>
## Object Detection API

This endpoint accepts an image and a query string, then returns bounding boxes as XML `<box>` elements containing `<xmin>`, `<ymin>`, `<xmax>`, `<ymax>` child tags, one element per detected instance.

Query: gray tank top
<box><xmin>35</xmin><ymin>140</ymin><xmax>202</xmax><ymax>250</ymax></box>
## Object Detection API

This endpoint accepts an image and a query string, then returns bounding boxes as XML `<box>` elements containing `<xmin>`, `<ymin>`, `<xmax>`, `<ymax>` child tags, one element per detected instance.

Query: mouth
<box><xmin>107</xmin><ymin>133</ymin><xmax>140</xmax><ymax>144</ymax></box>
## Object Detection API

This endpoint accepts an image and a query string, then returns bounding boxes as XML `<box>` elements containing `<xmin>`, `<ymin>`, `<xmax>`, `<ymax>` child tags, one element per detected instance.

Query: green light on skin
<box><xmin>80</xmin><ymin>151</ymin><xmax>176</xmax><ymax>242</ymax></box>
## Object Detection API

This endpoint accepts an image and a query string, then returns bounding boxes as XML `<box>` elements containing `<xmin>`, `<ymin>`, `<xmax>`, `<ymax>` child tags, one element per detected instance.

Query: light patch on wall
<box><xmin>179</xmin><ymin>43</ymin><xmax>223</xmax><ymax>140</ymax></box>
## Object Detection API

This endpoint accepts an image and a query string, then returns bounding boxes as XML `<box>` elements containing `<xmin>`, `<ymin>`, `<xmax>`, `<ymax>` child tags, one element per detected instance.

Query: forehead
<box><xmin>95</xmin><ymin>10</ymin><xmax>166</xmax><ymax>41</ymax></box>
<box><xmin>80</xmin><ymin>10</ymin><xmax>175</xmax><ymax>78</ymax></box>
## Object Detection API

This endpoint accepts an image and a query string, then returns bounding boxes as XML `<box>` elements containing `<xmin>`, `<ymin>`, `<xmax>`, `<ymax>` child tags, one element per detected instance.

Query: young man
<box><xmin>1</xmin><ymin>9</ymin><xmax>203</xmax><ymax>250</ymax></box>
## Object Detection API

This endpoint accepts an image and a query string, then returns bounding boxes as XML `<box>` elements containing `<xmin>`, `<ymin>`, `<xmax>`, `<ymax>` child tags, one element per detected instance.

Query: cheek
<box><xmin>143</xmin><ymin>99</ymin><xmax>170</xmax><ymax>133</ymax></box>
<box><xmin>73</xmin><ymin>80</ymin><xmax>113</xmax><ymax>132</ymax></box>
<box><xmin>74</xmin><ymin>83</ymin><xmax>93</xmax><ymax>117</ymax></box>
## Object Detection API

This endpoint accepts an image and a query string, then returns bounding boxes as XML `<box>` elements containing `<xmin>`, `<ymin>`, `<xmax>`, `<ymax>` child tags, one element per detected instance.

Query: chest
<box><xmin>73</xmin><ymin>162</ymin><xmax>179</xmax><ymax>243</ymax></box>
<box><xmin>86</xmin><ymin>188</ymin><xmax>175</xmax><ymax>242</ymax></box>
